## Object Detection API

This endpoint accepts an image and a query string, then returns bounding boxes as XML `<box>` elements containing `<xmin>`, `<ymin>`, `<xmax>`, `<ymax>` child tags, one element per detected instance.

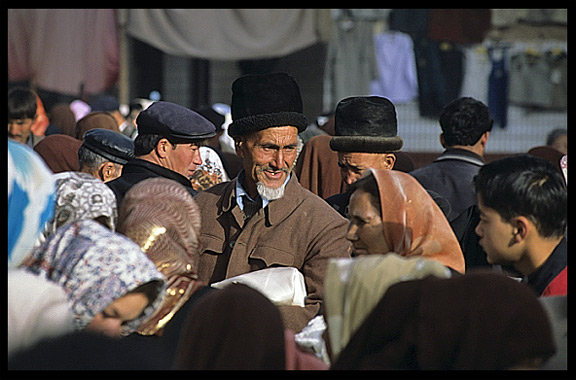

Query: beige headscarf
<box><xmin>323</xmin><ymin>254</ymin><xmax>452</xmax><ymax>362</ymax></box>
<box><xmin>117</xmin><ymin>177</ymin><xmax>204</xmax><ymax>335</ymax></box>
<box><xmin>368</xmin><ymin>168</ymin><xmax>465</xmax><ymax>273</ymax></box>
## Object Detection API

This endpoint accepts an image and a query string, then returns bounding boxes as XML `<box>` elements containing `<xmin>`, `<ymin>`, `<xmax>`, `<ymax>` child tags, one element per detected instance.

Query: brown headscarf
<box><xmin>49</xmin><ymin>103</ymin><xmax>77</xmax><ymax>137</ymax></box>
<box><xmin>294</xmin><ymin>134</ymin><xmax>346</xmax><ymax>199</ymax></box>
<box><xmin>332</xmin><ymin>272</ymin><xmax>556</xmax><ymax>370</ymax></box>
<box><xmin>116</xmin><ymin>177</ymin><xmax>204</xmax><ymax>335</ymax></box>
<box><xmin>33</xmin><ymin>134</ymin><xmax>82</xmax><ymax>173</ymax></box>
<box><xmin>75</xmin><ymin>111</ymin><xmax>120</xmax><ymax>140</ymax></box>
<box><xmin>368</xmin><ymin>168</ymin><xmax>465</xmax><ymax>273</ymax></box>
<box><xmin>173</xmin><ymin>283</ymin><xmax>286</xmax><ymax>370</ymax></box>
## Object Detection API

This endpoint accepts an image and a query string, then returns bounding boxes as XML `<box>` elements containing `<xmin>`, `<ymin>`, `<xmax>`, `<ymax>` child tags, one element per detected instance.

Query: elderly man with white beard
<box><xmin>193</xmin><ymin>73</ymin><xmax>351</xmax><ymax>332</ymax></box>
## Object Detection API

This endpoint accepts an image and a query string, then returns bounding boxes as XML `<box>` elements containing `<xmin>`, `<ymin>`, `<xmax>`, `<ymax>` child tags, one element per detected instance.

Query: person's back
<box><xmin>410</xmin><ymin>97</ymin><xmax>493</xmax><ymax>221</ymax></box>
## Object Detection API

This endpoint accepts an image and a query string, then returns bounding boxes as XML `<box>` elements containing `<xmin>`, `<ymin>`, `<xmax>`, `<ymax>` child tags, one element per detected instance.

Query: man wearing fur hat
<box><xmin>194</xmin><ymin>73</ymin><xmax>351</xmax><ymax>332</ymax></box>
<box><xmin>325</xmin><ymin>96</ymin><xmax>404</xmax><ymax>218</ymax></box>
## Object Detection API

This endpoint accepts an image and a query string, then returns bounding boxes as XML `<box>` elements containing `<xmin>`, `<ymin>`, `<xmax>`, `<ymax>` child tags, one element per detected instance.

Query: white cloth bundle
<box><xmin>211</xmin><ymin>267</ymin><xmax>307</xmax><ymax>307</ymax></box>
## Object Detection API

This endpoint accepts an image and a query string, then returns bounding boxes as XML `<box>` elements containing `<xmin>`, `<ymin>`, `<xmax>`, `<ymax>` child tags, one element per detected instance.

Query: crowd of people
<box><xmin>8</xmin><ymin>71</ymin><xmax>566</xmax><ymax>371</ymax></box>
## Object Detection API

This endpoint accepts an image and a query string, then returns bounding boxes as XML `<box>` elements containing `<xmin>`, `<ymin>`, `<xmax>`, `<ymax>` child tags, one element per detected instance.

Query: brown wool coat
<box><xmin>194</xmin><ymin>174</ymin><xmax>351</xmax><ymax>332</ymax></box>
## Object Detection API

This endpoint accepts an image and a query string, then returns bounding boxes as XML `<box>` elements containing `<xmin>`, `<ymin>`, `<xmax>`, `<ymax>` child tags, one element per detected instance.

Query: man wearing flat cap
<box><xmin>106</xmin><ymin>101</ymin><xmax>216</xmax><ymax>204</ymax></box>
<box><xmin>194</xmin><ymin>72</ymin><xmax>351</xmax><ymax>332</ymax></box>
<box><xmin>79</xmin><ymin>128</ymin><xmax>135</xmax><ymax>183</ymax></box>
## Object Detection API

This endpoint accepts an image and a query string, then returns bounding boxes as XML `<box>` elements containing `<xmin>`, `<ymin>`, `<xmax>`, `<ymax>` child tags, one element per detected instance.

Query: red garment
<box><xmin>8</xmin><ymin>9</ymin><xmax>119</xmax><ymax>97</ymax></box>
<box><xmin>428</xmin><ymin>9</ymin><xmax>492</xmax><ymax>44</ymax></box>
<box><xmin>542</xmin><ymin>266</ymin><xmax>567</xmax><ymax>297</ymax></box>
<box><xmin>294</xmin><ymin>135</ymin><xmax>346</xmax><ymax>199</ymax></box>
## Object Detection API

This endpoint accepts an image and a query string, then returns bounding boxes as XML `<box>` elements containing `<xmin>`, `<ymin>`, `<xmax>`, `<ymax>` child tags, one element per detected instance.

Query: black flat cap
<box><xmin>136</xmin><ymin>101</ymin><xmax>216</xmax><ymax>141</ymax></box>
<box><xmin>82</xmin><ymin>128</ymin><xmax>135</xmax><ymax>165</ymax></box>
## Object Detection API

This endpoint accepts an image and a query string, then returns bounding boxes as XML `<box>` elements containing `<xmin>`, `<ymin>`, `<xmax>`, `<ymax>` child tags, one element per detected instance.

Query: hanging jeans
<box><xmin>488</xmin><ymin>47</ymin><xmax>509</xmax><ymax>129</ymax></box>
<box><xmin>413</xmin><ymin>37</ymin><xmax>463</xmax><ymax>118</ymax></box>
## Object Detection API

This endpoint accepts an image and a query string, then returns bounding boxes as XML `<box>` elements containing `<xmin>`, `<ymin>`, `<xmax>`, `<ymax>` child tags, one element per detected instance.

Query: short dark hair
<box><xmin>133</xmin><ymin>133</ymin><xmax>206</xmax><ymax>156</ymax></box>
<box><xmin>474</xmin><ymin>155</ymin><xmax>567</xmax><ymax>238</ymax></box>
<box><xmin>134</xmin><ymin>133</ymin><xmax>164</xmax><ymax>156</ymax></box>
<box><xmin>439</xmin><ymin>97</ymin><xmax>493</xmax><ymax>146</ymax></box>
<box><xmin>8</xmin><ymin>87</ymin><xmax>37</xmax><ymax>120</ymax></box>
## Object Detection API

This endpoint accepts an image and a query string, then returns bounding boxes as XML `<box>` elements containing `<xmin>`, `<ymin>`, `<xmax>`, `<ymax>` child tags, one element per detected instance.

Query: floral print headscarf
<box><xmin>44</xmin><ymin>171</ymin><xmax>117</xmax><ymax>238</ymax></box>
<box><xmin>21</xmin><ymin>220</ymin><xmax>166</xmax><ymax>335</ymax></box>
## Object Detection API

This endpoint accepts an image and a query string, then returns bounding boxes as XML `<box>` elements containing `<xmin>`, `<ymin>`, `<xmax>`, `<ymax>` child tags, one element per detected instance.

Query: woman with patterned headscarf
<box><xmin>43</xmin><ymin>171</ymin><xmax>118</xmax><ymax>239</ymax></box>
<box><xmin>20</xmin><ymin>219</ymin><xmax>166</xmax><ymax>338</ymax></box>
<box><xmin>346</xmin><ymin>168</ymin><xmax>465</xmax><ymax>273</ymax></box>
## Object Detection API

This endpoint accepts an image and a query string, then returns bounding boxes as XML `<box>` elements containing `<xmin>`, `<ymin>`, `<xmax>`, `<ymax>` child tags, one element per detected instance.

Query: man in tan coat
<box><xmin>194</xmin><ymin>73</ymin><xmax>351</xmax><ymax>331</ymax></box>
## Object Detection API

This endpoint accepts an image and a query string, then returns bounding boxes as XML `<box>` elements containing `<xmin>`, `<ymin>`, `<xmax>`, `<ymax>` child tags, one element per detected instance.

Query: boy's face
<box><xmin>475</xmin><ymin>195</ymin><xmax>520</xmax><ymax>266</ymax></box>
<box><xmin>8</xmin><ymin>117</ymin><xmax>35</xmax><ymax>144</ymax></box>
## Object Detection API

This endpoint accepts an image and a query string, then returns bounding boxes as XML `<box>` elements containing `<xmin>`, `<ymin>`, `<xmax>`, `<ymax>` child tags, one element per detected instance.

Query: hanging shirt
<box><xmin>370</xmin><ymin>31</ymin><xmax>418</xmax><ymax>103</ymax></box>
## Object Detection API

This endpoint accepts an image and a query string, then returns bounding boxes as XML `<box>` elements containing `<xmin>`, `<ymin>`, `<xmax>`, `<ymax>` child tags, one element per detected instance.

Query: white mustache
<box><xmin>256</xmin><ymin>166</ymin><xmax>290</xmax><ymax>174</ymax></box>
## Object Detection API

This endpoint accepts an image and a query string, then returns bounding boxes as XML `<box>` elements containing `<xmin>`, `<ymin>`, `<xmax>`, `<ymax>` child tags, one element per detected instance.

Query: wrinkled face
<box><xmin>337</xmin><ymin>152</ymin><xmax>395</xmax><ymax>187</ymax></box>
<box><xmin>236</xmin><ymin>126</ymin><xmax>299</xmax><ymax>197</ymax></box>
<box><xmin>8</xmin><ymin>117</ymin><xmax>35</xmax><ymax>144</ymax></box>
<box><xmin>85</xmin><ymin>292</ymin><xmax>149</xmax><ymax>338</ymax></box>
<box><xmin>475</xmin><ymin>196</ymin><xmax>519</xmax><ymax>266</ymax></box>
<box><xmin>346</xmin><ymin>189</ymin><xmax>389</xmax><ymax>256</ymax></box>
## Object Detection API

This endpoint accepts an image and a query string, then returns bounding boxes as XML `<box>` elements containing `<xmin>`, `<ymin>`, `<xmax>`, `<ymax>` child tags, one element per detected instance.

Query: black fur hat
<box><xmin>330</xmin><ymin>96</ymin><xmax>403</xmax><ymax>153</ymax></box>
<box><xmin>228</xmin><ymin>73</ymin><xmax>308</xmax><ymax>137</ymax></box>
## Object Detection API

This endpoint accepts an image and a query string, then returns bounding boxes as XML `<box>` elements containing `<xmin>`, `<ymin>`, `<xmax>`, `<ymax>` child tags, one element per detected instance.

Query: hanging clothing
<box><xmin>324</xmin><ymin>10</ymin><xmax>378</xmax><ymax>112</ymax></box>
<box><xmin>8</xmin><ymin>9</ymin><xmax>119</xmax><ymax>97</ymax></box>
<box><xmin>509</xmin><ymin>49</ymin><xmax>567</xmax><ymax>110</ymax></box>
<box><xmin>126</xmin><ymin>9</ymin><xmax>320</xmax><ymax>60</ymax></box>
<box><xmin>488</xmin><ymin>47</ymin><xmax>510</xmax><ymax>129</ymax></box>
<box><xmin>427</xmin><ymin>9</ymin><xmax>491</xmax><ymax>45</ymax></box>
<box><xmin>460</xmin><ymin>45</ymin><xmax>492</xmax><ymax>104</ymax></box>
<box><xmin>370</xmin><ymin>31</ymin><xmax>418</xmax><ymax>103</ymax></box>
<box><xmin>412</xmin><ymin>38</ymin><xmax>464</xmax><ymax>118</ymax></box>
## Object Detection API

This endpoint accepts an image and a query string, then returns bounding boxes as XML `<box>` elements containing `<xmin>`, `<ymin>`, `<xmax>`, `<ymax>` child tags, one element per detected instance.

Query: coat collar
<box><xmin>435</xmin><ymin>148</ymin><xmax>485</xmax><ymax>166</ymax></box>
